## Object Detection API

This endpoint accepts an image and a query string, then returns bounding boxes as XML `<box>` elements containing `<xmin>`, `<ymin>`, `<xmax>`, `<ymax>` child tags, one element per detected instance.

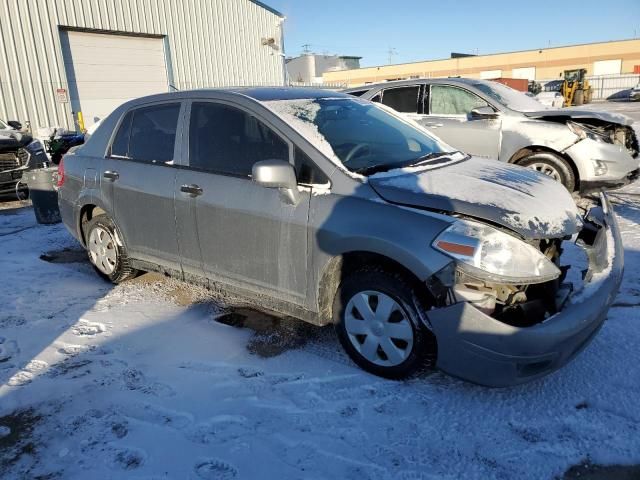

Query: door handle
<box><xmin>424</xmin><ymin>122</ymin><xmax>443</xmax><ymax>128</ymax></box>
<box><xmin>180</xmin><ymin>184</ymin><xmax>203</xmax><ymax>196</ymax></box>
<box><xmin>103</xmin><ymin>170</ymin><xmax>119</xmax><ymax>180</ymax></box>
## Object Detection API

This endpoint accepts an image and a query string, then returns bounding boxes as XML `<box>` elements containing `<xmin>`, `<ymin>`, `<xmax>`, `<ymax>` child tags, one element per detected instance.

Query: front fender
<box><xmin>501</xmin><ymin>118</ymin><xmax>578</xmax><ymax>162</ymax></box>
<box><xmin>310</xmin><ymin>191</ymin><xmax>456</xmax><ymax>317</ymax></box>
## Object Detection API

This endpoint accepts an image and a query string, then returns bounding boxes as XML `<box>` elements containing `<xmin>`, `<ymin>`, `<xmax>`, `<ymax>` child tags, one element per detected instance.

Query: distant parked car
<box><xmin>344</xmin><ymin>78</ymin><xmax>639</xmax><ymax>192</ymax></box>
<box><xmin>543</xmin><ymin>80</ymin><xmax>564</xmax><ymax>92</ymax></box>
<box><xmin>535</xmin><ymin>91</ymin><xmax>565</xmax><ymax>108</ymax></box>
<box><xmin>631</xmin><ymin>83</ymin><xmax>640</xmax><ymax>102</ymax></box>
<box><xmin>59</xmin><ymin>88</ymin><xmax>623</xmax><ymax>387</ymax></box>
<box><xmin>0</xmin><ymin>119</ymin><xmax>49</xmax><ymax>195</ymax></box>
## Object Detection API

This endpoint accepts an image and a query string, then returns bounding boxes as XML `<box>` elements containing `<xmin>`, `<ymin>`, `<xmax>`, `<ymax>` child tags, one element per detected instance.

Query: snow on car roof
<box><xmin>228</xmin><ymin>87</ymin><xmax>353</xmax><ymax>102</ymax></box>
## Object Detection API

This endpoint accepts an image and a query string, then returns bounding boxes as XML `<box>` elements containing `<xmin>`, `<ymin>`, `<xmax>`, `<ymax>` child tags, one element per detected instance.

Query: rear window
<box><xmin>111</xmin><ymin>104</ymin><xmax>180</xmax><ymax>162</ymax></box>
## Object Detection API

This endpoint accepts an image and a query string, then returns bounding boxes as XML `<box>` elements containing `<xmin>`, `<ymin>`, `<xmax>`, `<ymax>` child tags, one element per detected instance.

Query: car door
<box><xmin>174</xmin><ymin>100</ymin><xmax>311</xmax><ymax>304</ymax></box>
<box><xmin>418</xmin><ymin>84</ymin><xmax>502</xmax><ymax>159</ymax></box>
<box><xmin>100</xmin><ymin>102</ymin><xmax>182</xmax><ymax>270</ymax></box>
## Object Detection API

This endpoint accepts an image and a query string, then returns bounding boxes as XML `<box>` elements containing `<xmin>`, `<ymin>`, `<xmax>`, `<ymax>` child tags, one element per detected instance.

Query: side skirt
<box><xmin>129</xmin><ymin>259</ymin><xmax>328</xmax><ymax>327</ymax></box>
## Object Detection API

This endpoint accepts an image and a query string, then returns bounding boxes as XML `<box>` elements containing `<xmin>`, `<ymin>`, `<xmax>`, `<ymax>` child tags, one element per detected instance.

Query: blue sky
<box><xmin>266</xmin><ymin>0</ymin><xmax>640</xmax><ymax>67</ymax></box>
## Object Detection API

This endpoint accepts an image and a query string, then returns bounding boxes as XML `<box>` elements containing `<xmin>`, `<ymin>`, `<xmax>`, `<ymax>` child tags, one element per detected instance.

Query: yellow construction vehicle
<box><xmin>561</xmin><ymin>68</ymin><xmax>592</xmax><ymax>107</ymax></box>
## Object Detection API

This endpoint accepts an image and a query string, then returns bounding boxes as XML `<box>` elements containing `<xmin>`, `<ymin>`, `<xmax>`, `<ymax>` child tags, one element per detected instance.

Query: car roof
<box><xmin>110</xmin><ymin>87</ymin><xmax>360</xmax><ymax>124</ymax></box>
<box><xmin>343</xmin><ymin>77</ymin><xmax>495</xmax><ymax>92</ymax></box>
<box><xmin>127</xmin><ymin>87</ymin><xmax>352</xmax><ymax>105</ymax></box>
<box><xmin>225</xmin><ymin>87</ymin><xmax>351</xmax><ymax>101</ymax></box>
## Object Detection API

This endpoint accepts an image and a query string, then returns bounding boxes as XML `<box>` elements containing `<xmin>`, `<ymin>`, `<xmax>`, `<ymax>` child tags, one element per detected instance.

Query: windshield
<box><xmin>472</xmin><ymin>81</ymin><xmax>546</xmax><ymax>112</ymax></box>
<box><xmin>0</xmin><ymin>119</ymin><xmax>8</xmax><ymax>129</ymax></box>
<box><xmin>266</xmin><ymin>97</ymin><xmax>458</xmax><ymax>175</ymax></box>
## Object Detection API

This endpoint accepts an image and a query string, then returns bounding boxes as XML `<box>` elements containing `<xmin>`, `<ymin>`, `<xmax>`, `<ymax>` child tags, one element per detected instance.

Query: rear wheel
<box><xmin>585</xmin><ymin>89</ymin><xmax>593</xmax><ymax>104</ymax></box>
<box><xmin>333</xmin><ymin>268</ymin><xmax>435</xmax><ymax>379</ymax></box>
<box><xmin>516</xmin><ymin>152</ymin><xmax>576</xmax><ymax>191</ymax></box>
<box><xmin>84</xmin><ymin>214</ymin><xmax>137</xmax><ymax>283</ymax></box>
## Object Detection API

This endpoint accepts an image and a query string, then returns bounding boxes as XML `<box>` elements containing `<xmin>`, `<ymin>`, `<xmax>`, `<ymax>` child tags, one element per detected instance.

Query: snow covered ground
<box><xmin>1</xmin><ymin>103</ymin><xmax>640</xmax><ymax>479</ymax></box>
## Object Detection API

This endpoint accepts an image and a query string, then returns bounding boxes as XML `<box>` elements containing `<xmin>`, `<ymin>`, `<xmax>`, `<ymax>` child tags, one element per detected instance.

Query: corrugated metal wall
<box><xmin>0</xmin><ymin>0</ymin><xmax>285</xmax><ymax>130</ymax></box>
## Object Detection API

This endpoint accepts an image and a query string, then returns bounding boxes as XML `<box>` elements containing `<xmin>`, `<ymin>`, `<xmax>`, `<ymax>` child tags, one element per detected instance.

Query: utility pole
<box><xmin>387</xmin><ymin>47</ymin><xmax>398</xmax><ymax>65</ymax></box>
<box><xmin>302</xmin><ymin>43</ymin><xmax>311</xmax><ymax>54</ymax></box>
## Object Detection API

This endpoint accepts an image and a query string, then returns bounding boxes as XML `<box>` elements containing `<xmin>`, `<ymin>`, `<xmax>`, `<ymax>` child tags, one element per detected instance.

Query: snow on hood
<box><xmin>369</xmin><ymin>156</ymin><xmax>581</xmax><ymax>239</ymax></box>
<box><xmin>523</xmin><ymin>108</ymin><xmax>634</xmax><ymax>126</ymax></box>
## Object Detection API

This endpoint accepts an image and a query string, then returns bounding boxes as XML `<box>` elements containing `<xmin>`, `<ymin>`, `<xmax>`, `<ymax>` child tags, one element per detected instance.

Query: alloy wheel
<box><xmin>528</xmin><ymin>162</ymin><xmax>561</xmax><ymax>181</ymax></box>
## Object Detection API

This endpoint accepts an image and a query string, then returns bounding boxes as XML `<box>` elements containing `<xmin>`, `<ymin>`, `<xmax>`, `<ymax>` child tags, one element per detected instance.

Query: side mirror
<box><xmin>7</xmin><ymin>120</ymin><xmax>22</xmax><ymax>130</ymax></box>
<box><xmin>252</xmin><ymin>159</ymin><xmax>299</xmax><ymax>205</ymax></box>
<box><xmin>470</xmin><ymin>106</ymin><xmax>499</xmax><ymax>119</ymax></box>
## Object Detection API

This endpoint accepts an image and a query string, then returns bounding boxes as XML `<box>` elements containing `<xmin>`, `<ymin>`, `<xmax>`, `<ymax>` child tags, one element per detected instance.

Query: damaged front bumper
<box><xmin>580</xmin><ymin>168</ymin><xmax>640</xmax><ymax>194</ymax></box>
<box><xmin>427</xmin><ymin>193</ymin><xmax>623</xmax><ymax>387</ymax></box>
<box><xmin>565</xmin><ymin>137</ymin><xmax>640</xmax><ymax>193</ymax></box>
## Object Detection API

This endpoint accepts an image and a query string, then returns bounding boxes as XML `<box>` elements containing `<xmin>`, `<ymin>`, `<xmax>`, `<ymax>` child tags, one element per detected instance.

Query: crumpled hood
<box><xmin>368</xmin><ymin>156</ymin><xmax>581</xmax><ymax>239</ymax></box>
<box><xmin>523</xmin><ymin>108</ymin><xmax>634</xmax><ymax>126</ymax></box>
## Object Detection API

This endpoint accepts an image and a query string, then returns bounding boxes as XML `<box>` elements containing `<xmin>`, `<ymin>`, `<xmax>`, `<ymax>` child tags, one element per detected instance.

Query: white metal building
<box><xmin>286</xmin><ymin>54</ymin><xmax>361</xmax><ymax>83</ymax></box>
<box><xmin>0</xmin><ymin>0</ymin><xmax>286</xmax><ymax>131</ymax></box>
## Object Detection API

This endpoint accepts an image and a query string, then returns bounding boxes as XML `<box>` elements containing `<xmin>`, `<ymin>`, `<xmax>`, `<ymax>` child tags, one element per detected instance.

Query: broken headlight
<box><xmin>432</xmin><ymin>219</ymin><xmax>560</xmax><ymax>285</ymax></box>
<box><xmin>567</xmin><ymin>121</ymin><xmax>613</xmax><ymax>144</ymax></box>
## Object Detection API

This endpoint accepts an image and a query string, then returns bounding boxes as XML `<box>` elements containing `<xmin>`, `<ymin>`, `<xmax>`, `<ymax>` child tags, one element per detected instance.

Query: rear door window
<box><xmin>380</xmin><ymin>86</ymin><xmax>421</xmax><ymax>113</ymax></box>
<box><xmin>189</xmin><ymin>102</ymin><xmax>289</xmax><ymax>177</ymax></box>
<box><xmin>127</xmin><ymin>103</ymin><xmax>180</xmax><ymax>163</ymax></box>
<box><xmin>429</xmin><ymin>85</ymin><xmax>488</xmax><ymax>115</ymax></box>
<box><xmin>110</xmin><ymin>111</ymin><xmax>133</xmax><ymax>157</ymax></box>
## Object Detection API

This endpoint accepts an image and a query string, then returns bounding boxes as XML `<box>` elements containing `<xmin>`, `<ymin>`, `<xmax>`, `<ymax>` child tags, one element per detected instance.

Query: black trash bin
<box><xmin>25</xmin><ymin>167</ymin><xmax>61</xmax><ymax>224</ymax></box>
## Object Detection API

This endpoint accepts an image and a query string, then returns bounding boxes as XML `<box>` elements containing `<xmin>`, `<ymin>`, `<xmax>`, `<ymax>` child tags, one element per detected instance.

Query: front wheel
<box><xmin>84</xmin><ymin>214</ymin><xmax>137</xmax><ymax>283</ymax></box>
<box><xmin>333</xmin><ymin>268</ymin><xmax>435</xmax><ymax>379</ymax></box>
<box><xmin>516</xmin><ymin>152</ymin><xmax>576</xmax><ymax>192</ymax></box>
<box><xmin>573</xmin><ymin>89</ymin><xmax>584</xmax><ymax>106</ymax></box>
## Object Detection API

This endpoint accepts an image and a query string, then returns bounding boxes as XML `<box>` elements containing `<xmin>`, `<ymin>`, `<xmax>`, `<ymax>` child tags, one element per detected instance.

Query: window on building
<box><xmin>381</xmin><ymin>86</ymin><xmax>421</xmax><ymax>113</ymax></box>
<box><xmin>127</xmin><ymin>104</ymin><xmax>180</xmax><ymax>163</ymax></box>
<box><xmin>429</xmin><ymin>85</ymin><xmax>488</xmax><ymax>115</ymax></box>
<box><xmin>189</xmin><ymin>102</ymin><xmax>289</xmax><ymax>177</ymax></box>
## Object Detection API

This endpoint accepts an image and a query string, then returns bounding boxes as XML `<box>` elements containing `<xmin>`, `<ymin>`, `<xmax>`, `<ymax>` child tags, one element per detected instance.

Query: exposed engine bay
<box><xmin>573</xmin><ymin>119</ymin><xmax>639</xmax><ymax>158</ymax></box>
<box><xmin>447</xmin><ymin>195</ymin><xmax>606</xmax><ymax>328</ymax></box>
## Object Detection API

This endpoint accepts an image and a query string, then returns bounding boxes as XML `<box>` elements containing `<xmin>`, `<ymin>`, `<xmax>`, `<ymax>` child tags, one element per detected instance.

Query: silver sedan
<box><xmin>345</xmin><ymin>78</ymin><xmax>639</xmax><ymax>193</ymax></box>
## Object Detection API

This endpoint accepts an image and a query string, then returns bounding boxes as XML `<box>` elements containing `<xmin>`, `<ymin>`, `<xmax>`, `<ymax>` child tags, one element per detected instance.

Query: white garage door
<box><xmin>593</xmin><ymin>59</ymin><xmax>622</xmax><ymax>76</ymax></box>
<box><xmin>480</xmin><ymin>70</ymin><xmax>502</xmax><ymax>80</ymax></box>
<box><xmin>61</xmin><ymin>30</ymin><xmax>168</xmax><ymax>128</ymax></box>
<box><xmin>512</xmin><ymin>67</ymin><xmax>536</xmax><ymax>81</ymax></box>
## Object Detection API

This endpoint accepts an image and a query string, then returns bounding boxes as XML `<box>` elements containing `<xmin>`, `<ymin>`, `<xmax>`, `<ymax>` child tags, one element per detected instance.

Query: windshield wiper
<box><xmin>407</xmin><ymin>151</ymin><xmax>461</xmax><ymax>167</ymax></box>
<box><xmin>352</xmin><ymin>152</ymin><xmax>463</xmax><ymax>176</ymax></box>
<box><xmin>353</xmin><ymin>164</ymin><xmax>396</xmax><ymax>176</ymax></box>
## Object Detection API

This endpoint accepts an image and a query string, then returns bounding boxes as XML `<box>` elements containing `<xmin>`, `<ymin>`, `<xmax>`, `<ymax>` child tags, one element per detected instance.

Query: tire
<box><xmin>84</xmin><ymin>214</ymin><xmax>137</xmax><ymax>283</ymax></box>
<box><xmin>573</xmin><ymin>89</ymin><xmax>584</xmax><ymax>106</ymax></box>
<box><xmin>516</xmin><ymin>152</ymin><xmax>576</xmax><ymax>192</ymax></box>
<box><xmin>585</xmin><ymin>89</ymin><xmax>593</xmax><ymax>104</ymax></box>
<box><xmin>333</xmin><ymin>267</ymin><xmax>436</xmax><ymax>379</ymax></box>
